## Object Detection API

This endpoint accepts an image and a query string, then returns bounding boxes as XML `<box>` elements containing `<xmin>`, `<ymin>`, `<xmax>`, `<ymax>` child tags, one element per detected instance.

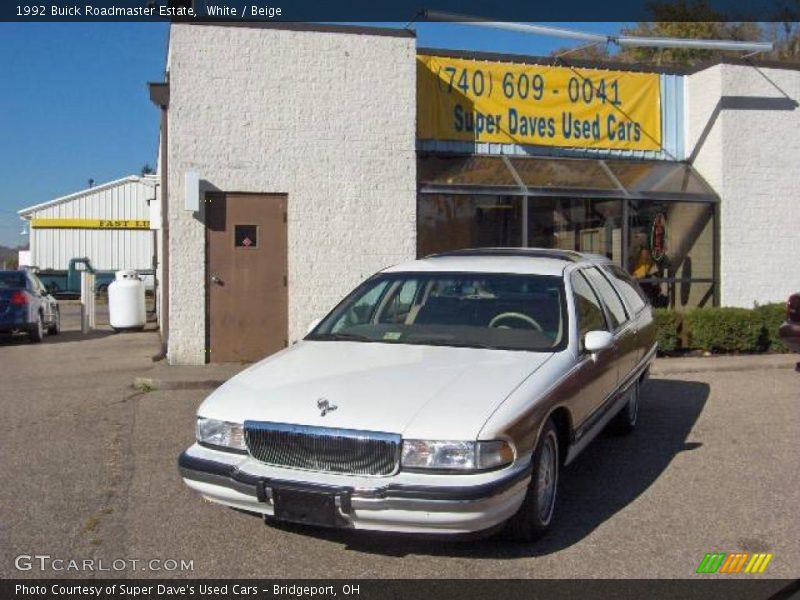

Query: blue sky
<box><xmin>0</xmin><ymin>21</ymin><xmax>624</xmax><ymax>246</ymax></box>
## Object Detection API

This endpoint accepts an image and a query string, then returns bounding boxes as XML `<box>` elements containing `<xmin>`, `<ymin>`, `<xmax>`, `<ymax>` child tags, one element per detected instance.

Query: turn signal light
<box><xmin>9</xmin><ymin>291</ymin><xmax>27</xmax><ymax>306</ymax></box>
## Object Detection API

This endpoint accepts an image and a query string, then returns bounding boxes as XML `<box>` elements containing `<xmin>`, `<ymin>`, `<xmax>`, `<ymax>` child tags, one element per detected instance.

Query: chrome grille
<box><xmin>243</xmin><ymin>421</ymin><xmax>401</xmax><ymax>476</ymax></box>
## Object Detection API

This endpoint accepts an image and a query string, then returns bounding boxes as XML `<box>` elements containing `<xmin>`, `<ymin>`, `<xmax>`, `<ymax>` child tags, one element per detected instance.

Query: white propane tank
<box><xmin>108</xmin><ymin>270</ymin><xmax>146</xmax><ymax>331</ymax></box>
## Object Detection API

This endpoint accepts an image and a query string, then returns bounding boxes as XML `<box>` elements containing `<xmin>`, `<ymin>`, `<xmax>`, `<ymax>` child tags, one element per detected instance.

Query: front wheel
<box><xmin>47</xmin><ymin>308</ymin><xmax>60</xmax><ymax>335</ymax></box>
<box><xmin>504</xmin><ymin>418</ymin><xmax>560</xmax><ymax>542</ymax></box>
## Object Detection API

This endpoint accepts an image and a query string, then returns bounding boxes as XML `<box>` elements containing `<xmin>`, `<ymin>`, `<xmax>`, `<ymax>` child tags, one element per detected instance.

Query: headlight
<box><xmin>196</xmin><ymin>417</ymin><xmax>246</xmax><ymax>452</ymax></box>
<box><xmin>401</xmin><ymin>440</ymin><xmax>514</xmax><ymax>471</ymax></box>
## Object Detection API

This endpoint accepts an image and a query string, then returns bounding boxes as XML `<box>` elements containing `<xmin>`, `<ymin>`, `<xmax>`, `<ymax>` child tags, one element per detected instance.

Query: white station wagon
<box><xmin>179</xmin><ymin>249</ymin><xmax>657</xmax><ymax>540</ymax></box>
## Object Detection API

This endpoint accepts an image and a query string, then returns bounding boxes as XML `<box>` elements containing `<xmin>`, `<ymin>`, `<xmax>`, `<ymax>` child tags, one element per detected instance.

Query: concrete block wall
<box><xmin>166</xmin><ymin>24</ymin><xmax>417</xmax><ymax>364</ymax></box>
<box><xmin>687</xmin><ymin>63</ymin><xmax>800</xmax><ymax>307</ymax></box>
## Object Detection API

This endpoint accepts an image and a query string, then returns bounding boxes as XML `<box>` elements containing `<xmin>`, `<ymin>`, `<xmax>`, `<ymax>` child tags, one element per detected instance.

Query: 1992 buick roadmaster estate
<box><xmin>179</xmin><ymin>249</ymin><xmax>656</xmax><ymax>540</ymax></box>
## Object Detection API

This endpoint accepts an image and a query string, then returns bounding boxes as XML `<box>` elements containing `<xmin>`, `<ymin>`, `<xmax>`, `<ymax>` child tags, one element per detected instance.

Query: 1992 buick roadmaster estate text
<box><xmin>179</xmin><ymin>249</ymin><xmax>656</xmax><ymax>540</ymax></box>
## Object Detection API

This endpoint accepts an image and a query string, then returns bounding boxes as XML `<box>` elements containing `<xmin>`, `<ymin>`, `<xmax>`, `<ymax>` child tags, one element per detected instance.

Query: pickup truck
<box><xmin>0</xmin><ymin>270</ymin><xmax>60</xmax><ymax>342</ymax></box>
<box><xmin>36</xmin><ymin>257</ymin><xmax>115</xmax><ymax>298</ymax></box>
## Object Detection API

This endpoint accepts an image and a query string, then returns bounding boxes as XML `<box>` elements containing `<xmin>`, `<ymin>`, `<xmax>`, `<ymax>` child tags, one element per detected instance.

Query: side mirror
<box><xmin>306</xmin><ymin>318</ymin><xmax>322</xmax><ymax>336</ymax></box>
<box><xmin>584</xmin><ymin>330</ymin><xmax>614</xmax><ymax>358</ymax></box>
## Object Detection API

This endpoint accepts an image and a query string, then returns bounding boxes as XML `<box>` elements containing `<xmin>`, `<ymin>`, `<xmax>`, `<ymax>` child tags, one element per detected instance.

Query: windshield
<box><xmin>0</xmin><ymin>272</ymin><xmax>26</xmax><ymax>290</ymax></box>
<box><xmin>308</xmin><ymin>272</ymin><xmax>567</xmax><ymax>352</ymax></box>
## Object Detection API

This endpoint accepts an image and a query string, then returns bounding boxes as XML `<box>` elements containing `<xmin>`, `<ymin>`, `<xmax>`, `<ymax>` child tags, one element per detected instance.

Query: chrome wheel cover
<box><xmin>537</xmin><ymin>432</ymin><xmax>558</xmax><ymax>524</ymax></box>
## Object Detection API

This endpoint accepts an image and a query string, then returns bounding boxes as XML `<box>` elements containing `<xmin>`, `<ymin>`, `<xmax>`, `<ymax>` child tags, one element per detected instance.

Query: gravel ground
<box><xmin>1</xmin><ymin>305</ymin><xmax>797</xmax><ymax>579</ymax></box>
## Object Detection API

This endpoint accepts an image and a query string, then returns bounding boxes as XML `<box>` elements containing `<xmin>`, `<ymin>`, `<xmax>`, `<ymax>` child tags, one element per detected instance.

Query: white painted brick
<box><xmin>165</xmin><ymin>25</ymin><xmax>416</xmax><ymax>364</ymax></box>
<box><xmin>686</xmin><ymin>64</ymin><xmax>800</xmax><ymax>308</ymax></box>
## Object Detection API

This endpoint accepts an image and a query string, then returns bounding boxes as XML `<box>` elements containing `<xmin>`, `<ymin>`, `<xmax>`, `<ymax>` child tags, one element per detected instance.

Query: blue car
<box><xmin>0</xmin><ymin>270</ymin><xmax>60</xmax><ymax>343</ymax></box>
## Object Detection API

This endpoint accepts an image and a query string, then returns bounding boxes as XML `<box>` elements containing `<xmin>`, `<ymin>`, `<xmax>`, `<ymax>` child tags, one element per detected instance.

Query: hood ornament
<box><xmin>317</xmin><ymin>398</ymin><xmax>338</xmax><ymax>417</ymax></box>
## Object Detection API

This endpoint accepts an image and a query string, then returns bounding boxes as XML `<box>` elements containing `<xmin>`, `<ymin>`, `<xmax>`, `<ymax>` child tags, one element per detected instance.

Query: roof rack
<box><xmin>426</xmin><ymin>248</ymin><xmax>585</xmax><ymax>262</ymax></box>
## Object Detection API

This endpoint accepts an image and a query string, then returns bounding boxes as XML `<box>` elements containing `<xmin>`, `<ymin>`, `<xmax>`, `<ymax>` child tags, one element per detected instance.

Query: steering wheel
<box><xmin>488</xmin><ymin>312</ymin><xmax>544</xmax><ymax>331</ymax></box>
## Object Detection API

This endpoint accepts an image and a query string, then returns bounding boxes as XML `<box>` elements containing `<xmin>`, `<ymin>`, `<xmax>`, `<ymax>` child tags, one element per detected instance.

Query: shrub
<box><xmin>753</xmin><ymin>303</ymin><xmax>788</xmax><ymax>352</ymax></box>
<box><xmin>683</xmin><ymin>307</ymin><xmax>764</xmax><ymax>353</ymax></box>
<box><xmin>653</xmin><ymin>308</ymin><xmax>681</xmax><ymax>353</ymax></box>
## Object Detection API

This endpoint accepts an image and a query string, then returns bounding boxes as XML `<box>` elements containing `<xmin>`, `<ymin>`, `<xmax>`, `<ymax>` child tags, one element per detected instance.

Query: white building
<box><xmin>151</xmin><ymin>22</ymin><xmax>800</xmax><ymax>365</ymax></box>
<box><xmin>17</xmin><ymin>250</ymin><xmax>31</xmax><ymax>268</ymax></box>
<box><xmin>18</xmin><ymin>175</ymin><xmax>158</xmax><ymax>279</ymax></box>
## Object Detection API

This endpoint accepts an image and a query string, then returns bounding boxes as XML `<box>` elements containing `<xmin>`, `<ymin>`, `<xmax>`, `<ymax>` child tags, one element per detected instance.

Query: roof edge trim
<box><xmin>18</xmin><ymin>175</ymin><xmax>154</xmax><ymax>218</ymax></box>
<box><xmin>175</xmin><ymin>20</ymin><xmax>416</xmax><ymax>38</ymax></box>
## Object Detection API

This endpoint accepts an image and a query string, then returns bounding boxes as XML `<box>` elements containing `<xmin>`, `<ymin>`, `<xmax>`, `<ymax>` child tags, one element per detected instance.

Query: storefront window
<box><xmin>606</xmin><ymin>160</ymin><xmax>714</xmax><ymax>197</ymax></box>
<box><xmin>417</xmin><ymin>194</ymin><xmax>522</xmax><ymax>256</ymax></box>
<box><xmin>628</xmin><ymin>200</ymin><xmax>715</xmax><ymax>309</ymax></box>
<box><xmin>417</xmin><ymin>156</ymin><xmax>718</xmax><ymax>310</ymax></box>
<box><xmin>527</xmin><ymin>197</ymin><xmax>624</xmax><ymax>266</ymax></box>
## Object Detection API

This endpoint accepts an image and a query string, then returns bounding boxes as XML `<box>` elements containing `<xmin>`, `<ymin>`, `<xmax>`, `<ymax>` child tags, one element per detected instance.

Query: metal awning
<box><xmin>418</xmin><ymin>154</ymin><xmax>718</xmax><ymax>202</ymax></box>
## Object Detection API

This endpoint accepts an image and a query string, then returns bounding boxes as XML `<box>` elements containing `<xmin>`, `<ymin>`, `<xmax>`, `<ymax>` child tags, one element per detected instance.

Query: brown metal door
<box><xmin>206</xmin><ymin>193</ymin><xmax>288</xmax><ymax>363</ymax></box>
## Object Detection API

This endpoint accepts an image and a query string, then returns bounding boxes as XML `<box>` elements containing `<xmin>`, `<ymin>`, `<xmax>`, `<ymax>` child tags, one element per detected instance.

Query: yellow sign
<box><xmin>417</xmin><ymin>54</ymin><xmax>662</xmax><ymax>151</ymax></box>
<box><xmin>30</xmin><ymin>218</ymin><xmax>150</xmax><ymax>229</ymax></box>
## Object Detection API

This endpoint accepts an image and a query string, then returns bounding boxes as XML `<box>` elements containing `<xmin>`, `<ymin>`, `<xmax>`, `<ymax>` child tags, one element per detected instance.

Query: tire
<box><xmin>47</xmin><ymin>308</ymin><xmax>60</xmax><ymax>335</ymax></box>
<box><xmin>504</xmin><ymin>418</ymin><xmax>560</xmax><ymax>542</ymax></box>
<box><xmin>29</xmin><ymin>314</ymin><xmax>44</xmax><ymax>343</ymax></box>
<box><xmin>610</xmin><ymin>379</ymin><xmax>640</xmax><ymax>435</ymax></box>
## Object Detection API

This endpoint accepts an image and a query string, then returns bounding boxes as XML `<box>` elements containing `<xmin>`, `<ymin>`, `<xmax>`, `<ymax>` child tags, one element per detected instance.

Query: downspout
<box><xmin>149</xmin><ymin>81</ymin><xmax>170</xmax><ymax>361</ymax></box>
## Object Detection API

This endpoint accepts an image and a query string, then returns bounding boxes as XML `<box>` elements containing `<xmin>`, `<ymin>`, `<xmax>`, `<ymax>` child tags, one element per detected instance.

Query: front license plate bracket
<box><xmin>266</xmin><ymin>483</ymin><xmax>352</xmax><ymax>528</ymax></box>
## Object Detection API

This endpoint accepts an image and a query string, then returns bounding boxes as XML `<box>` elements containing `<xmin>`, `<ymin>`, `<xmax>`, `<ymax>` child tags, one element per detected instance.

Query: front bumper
<box><xmin>178</xmin><ymin>445</ymin><xmax>531</xmax><ymax>535</ymax></box>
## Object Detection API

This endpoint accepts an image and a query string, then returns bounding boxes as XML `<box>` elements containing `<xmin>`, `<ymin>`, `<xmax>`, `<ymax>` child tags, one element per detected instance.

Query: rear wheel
<box><xmin>30</xmin><ymin>314</ymin><xmax>44</xmax><ymax>343</ymax></box>
<box><xmin>504</xmin><ymin>418</ymin><xmax>559</xmax><ymax>542</ymax></box>
<box><xmin>610</xmin><ymin>380</ymin><xmax>640</xmax><ymax>435</ymax></box>
<box><xmin>47</xmin><ymin>308</ymin><xmax>60</xmax><ymax>335</ymax></box>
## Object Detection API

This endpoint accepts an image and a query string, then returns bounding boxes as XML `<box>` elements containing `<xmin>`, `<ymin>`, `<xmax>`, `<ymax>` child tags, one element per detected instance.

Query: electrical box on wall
<box><xmin>185</xmin><ymin>170</ymin><xmax>199</xmax><ymax>212</ymax></box>
<box><xmin>148</xmin><ymin>197</ymin><xmax>161</xmax><ymax>230</ymax></box>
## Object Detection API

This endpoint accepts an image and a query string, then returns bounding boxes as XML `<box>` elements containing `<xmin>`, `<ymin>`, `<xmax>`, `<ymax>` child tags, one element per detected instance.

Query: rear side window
<box><xmin>583</xmin><ymin>267</ymin><xmax>629</xmax><ymax>329</ymax></box>
<box><xmin>0</xmin><ymin>272</ymin><xmax>26</xmax><ymax>290</ymax></box>
<box><xmin>605</xmin><ymin>265</ymin><xmax>647</xmax><ymax>314</ymax></box>
<box><xmin>571</xmin><ymin>271</ymin><xmax>607</xmax><ymax>346</ymax></box>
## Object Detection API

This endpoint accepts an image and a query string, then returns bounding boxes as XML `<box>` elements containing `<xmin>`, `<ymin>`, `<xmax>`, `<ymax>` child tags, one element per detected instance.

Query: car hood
<box><xmin>199</xmin><ymin>340</ymin><xmax>554</xmax><ymax>440</ymax></box>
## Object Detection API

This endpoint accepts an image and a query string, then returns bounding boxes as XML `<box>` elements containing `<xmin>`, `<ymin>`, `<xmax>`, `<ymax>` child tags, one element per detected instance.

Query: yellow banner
<box><xmin>31</xmin><ymin>218</ymin><xmax>150</xmax><ymax>229</ymax></box>
<box><xmin>417</xmin><ymin>54</ymin><xmax>662</xmax><ymax>151</ymax></box>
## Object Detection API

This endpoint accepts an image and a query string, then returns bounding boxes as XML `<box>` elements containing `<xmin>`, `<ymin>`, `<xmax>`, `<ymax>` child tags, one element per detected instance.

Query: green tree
<box><xmin>549</xmin><ymin>42</ymin><xmax>613</xmax><ymax>62</ymax></box>
<box><xmin>550</xmin><ymin>1</ymin><xmax>799</xmax><ymax>66</ymax></box>
<box><xmin>140</xmin><ymin>163</ymin><xmax>154</xmax><ymax>176</ymax></box>
<box><xmin>618</xmin><ymin>1</ymin><xmax>762</xmax><ymax>66</ymax></box>
<box><xmin>765</xmin><ymin>17</ymin><xmax>800</xmax><ymax>62</ymax></box>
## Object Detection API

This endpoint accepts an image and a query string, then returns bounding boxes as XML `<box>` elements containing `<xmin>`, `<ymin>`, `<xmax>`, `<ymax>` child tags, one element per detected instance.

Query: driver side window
<box><xmin>377</xmin><ymin>279</ymin><xmax>420</xmax><ymax>324</ymax></box>
<box><xmin>331</xmin><ymin>281</ymin><xmax>388</xmax><ymax>332</ymax></box>
<box><xmin>571</xmin><ymin>271</ymin><xmax>607</xmax><ymax>350</ymax></box>
<box><xmin>34</xmin><ymin>275</ymin><xmax>46</xmax><ymax>295</ymax></box>
<box><xmin>28</xmin><ymin>274</ymin><xmax>41</xmax><ymax>294</ymax></box>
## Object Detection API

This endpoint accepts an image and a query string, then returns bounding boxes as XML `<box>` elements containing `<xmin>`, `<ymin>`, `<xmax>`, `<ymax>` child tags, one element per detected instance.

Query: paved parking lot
<box><xmin>1</xmin><ymin>305</ymin><xmax>798</xmax><ymax>579</ymax></box>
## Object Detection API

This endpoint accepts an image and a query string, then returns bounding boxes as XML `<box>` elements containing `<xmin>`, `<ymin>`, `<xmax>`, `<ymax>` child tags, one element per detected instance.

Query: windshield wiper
<box><xmin>407</xmin><ymin>339</ymin><xmax>498</xmax><ymax>350</ymax></box>
<box><xmin>309</xmin><ymin>332</ymin><xmax>372</xmax><ymax>342</ymax></box>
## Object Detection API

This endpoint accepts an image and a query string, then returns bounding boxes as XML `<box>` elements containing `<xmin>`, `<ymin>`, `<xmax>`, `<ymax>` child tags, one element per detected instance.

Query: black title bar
<box><xmin>3</xmin><ymin>0</ymin><xmax>799</xmax><ymax>22</ymax></box>
<box><xmin>4</xmin><ymin>579</ymin><xmax>800</xmax><ymax>600</ymax></box>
